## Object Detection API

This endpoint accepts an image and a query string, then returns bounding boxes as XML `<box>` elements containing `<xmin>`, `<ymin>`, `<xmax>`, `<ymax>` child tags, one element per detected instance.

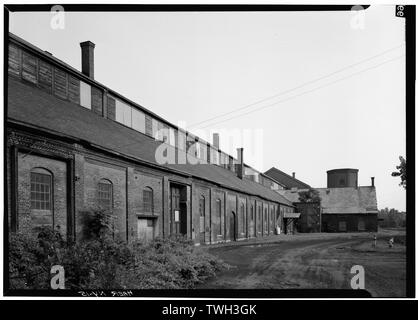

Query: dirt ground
<box><xmin>198</xmin><ymin>229</ymin><xmax>406</xmax><ymax>297</ymax></box>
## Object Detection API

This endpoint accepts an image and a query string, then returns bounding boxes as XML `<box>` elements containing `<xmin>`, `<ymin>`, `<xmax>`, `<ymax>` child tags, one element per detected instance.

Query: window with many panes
<box><xmin>98</xmin><ymin>179</ymin><xmax>113</xmax><ymax>211</ymax></box>
<box><xmin>143</xmin><ymin>187</ymin><xmax>154</xmax><ymax>214</ymax></box>
<box><xmin>30</xmin><ymin>168</ymin><xmax>52</xmax><ymax>210</ymax></box>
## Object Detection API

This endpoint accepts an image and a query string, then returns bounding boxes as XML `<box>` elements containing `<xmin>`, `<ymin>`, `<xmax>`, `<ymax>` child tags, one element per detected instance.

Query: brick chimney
<box><xmin>371</xmin><ymin>177</ymin><xmax>375</xmax><ymax>187</ymax></box>
<box><xmin>80</xmin><ymin>41</ymin><xmax>95</xmax><ymax>79</ymax></box>
<box><xmin>213</xmin><ymin>133</ymin><xmax>220</xmax><ymax>149</ymax></box>
<box><xmin>292</xmin><ymin>172</ymin><xmax>295</xmax><ymax>179</ymax></box>
<box><xmin>237</xmin><ymin>148</ymin><xmax>244</xmax><ymax>179</ymax></box>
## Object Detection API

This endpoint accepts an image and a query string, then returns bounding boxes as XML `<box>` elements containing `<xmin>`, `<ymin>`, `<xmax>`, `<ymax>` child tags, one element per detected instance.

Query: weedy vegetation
<box><xmin>9</xmin><ymin>210</ymin><xmax>229</xmax><ymax>290</ymax></box>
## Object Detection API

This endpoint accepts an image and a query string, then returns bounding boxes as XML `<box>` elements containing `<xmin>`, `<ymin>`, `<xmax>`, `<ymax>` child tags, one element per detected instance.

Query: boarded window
<box><xmin>98</xmin><ymin>179</ymin><xmax>113</xmax><ymax>211</ymax></box>
<box><xmin>22</xmin><ymin>51</ymin><xmax>38</xmax><ymax>84</ymax></box>
<box><xmin>68</xmin><ymin>75</ymin><xmax>80</xmax><ymax>104</ymax></box>
<box><xmin>38</xmin><ymin>60</ymin><xmax>53</xmax><ymax>92</ymax></box>
<box><xmin>80</xmin><ymin>81</ymin><xmax>92</xmax><ymax>109</ymax></box>
<box><xmin>151</xmin><ymin>118</ymin><xmax>159</xmax><ymax>139</ymax></box>
<box><xmin>132</xmin><ymin>108</ymin><xmax>145</xmax><ymax>133</ymax></box>
<box><xmin>30</xmin><ymin>169</ymin><xmax>52</xmax><ymax>210</ymax></box>
<box><xmin>91</xmin><ymin>86</ymin><xmax>103</xmax><ymax>115</ymax></box>
<box><xmin>8</xmin><ymin>44</ymin><xmax>21</xmax><ymax>77</ymax></box>
<box><xmin>143</xmin><ymin>187</ymin><xmax>153</xmax><ymax>214</ymax></box>
<box><xmin>145</xmin><ymin>115</ymin><xmax>153</xmax><ymax>136</ymax></box>
<box><xmin>107</xmin><ymin>96</ymin><xmax>116</xmax><ymax>120</ymax></box>
<box><xmin>53</xmin><ymin>67</ymin><xmax>68</xmax><ymax>99</ymax></box>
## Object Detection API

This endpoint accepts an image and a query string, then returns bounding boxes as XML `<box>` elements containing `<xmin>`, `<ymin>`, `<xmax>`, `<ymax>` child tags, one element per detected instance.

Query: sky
<box><xmin>9</xmin><ymin>5</ymin><xmax>406</xmax><ymax>211</ymax></box>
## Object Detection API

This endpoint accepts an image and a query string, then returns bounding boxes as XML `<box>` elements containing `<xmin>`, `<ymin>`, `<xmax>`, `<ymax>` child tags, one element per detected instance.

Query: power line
<box><xmin>188</xmin><ymin>44</ymin><xmax>405</xmax><ymax>129</ymax></box>
<box><xmin>115</xmin><ymin>53</ymin><xmax>404</xmax><ymax>151</ymax></box>
<box><xmin>197</xmin><ymin>54</ymin><xmax>405</xmax><ymax>129</ymax></box>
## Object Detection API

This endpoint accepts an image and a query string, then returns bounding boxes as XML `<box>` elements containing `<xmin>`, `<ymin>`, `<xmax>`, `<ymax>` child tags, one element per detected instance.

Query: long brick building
<box><xmin>6</xmin><ymin>33</ymin><xmax>296</xmax><ymax>245</ymax></box>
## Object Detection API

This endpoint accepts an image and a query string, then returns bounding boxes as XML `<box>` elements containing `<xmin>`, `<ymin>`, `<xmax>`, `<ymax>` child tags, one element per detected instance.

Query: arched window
<box><xmin>143</xmin><ymin>187</ymin><xmax>154</xmax><ymax>214</ymax></box>
<box><xmin>216</xmin><ymin>199</ymin><xmax>222</xmax><ymax>235</ymax></box>
<box><xmin>98</xmin><ymin>179</ymin><xmax>113</xmax><ymax>211</ymax></box>
<box><xmin>30</xmin><ymin>168</ymin><xmax>53</xmax><ymax>210</ymax></box>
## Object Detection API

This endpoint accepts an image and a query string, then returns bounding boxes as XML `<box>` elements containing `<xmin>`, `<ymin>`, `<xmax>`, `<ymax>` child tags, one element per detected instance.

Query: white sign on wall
<box><xmin>174</xmin><ymin>210</ymin><xmax>180</xmax><ymax>222</ymax></box>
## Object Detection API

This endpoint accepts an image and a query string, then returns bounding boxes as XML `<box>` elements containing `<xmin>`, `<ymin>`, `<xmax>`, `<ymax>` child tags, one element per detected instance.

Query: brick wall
<box><xmin>17</xmin><ymin>152</ymin><xmax>67</xmax><ymax>237</ymax></box>
<box><xmin>8</xmin><ymin>131</ymin><xmax>287</xmax><ymax>244</ymax></box>
<box><xmin>128</xmin><ymin>169</ymin><xmax>163</xmax><ymax>242</ymax></box>
<box><xmin>82</xmin><ymin>158</ymin><xmax>127</xmax><ymax>241</ymax></box>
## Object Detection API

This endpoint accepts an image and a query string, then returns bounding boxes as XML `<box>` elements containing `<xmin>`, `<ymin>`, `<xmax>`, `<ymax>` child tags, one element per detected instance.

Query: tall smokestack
<box><xmin>80</xmin><ymin>41</ymin><xmax>95</xmax><ymax>79</ymax></box>
<box><xmin>213</xmin><ymin>133</ymin><xmax>219</xmax><ymax>149</ymax></box>
<box><xmin>371</xmin><ymin>177</ymin><xmax>375</xmax><ymax>187</ymax></box>
<box><xmin>237</xmin><ymin>148</ymin><xmax>244</xmax><ymax>179</ymax></box>
<box><xmin>292</xmin><ymin>172</ymin><xmax>295</xmax><ymax>178</ymax></box>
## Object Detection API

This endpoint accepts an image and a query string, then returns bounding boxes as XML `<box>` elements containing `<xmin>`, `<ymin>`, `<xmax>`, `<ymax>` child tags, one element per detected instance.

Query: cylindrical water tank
<box><xmin>327</xmin><ymin>168</ymin><xmax>358</xmax><ymax>188</ymax></box>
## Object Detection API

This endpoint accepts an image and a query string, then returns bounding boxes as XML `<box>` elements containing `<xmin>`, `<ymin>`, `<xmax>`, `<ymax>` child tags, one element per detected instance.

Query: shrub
<box><xmin>8</xmin><ymin>214</ymin><xmax>228</xmax><ymax>290</ymax></box>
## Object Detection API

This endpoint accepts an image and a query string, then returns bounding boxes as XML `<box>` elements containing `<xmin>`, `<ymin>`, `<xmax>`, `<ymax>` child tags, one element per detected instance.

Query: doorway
<box><xmin>137</xmin><ymin>218</ymin><xmax>154</xmax><ymax>242</ymax></box>
<box><xmin>199</xmin><ymin>196</ymin><xmax>206</xmax><ymax>244</ymax></box>
<box><xmin>170</xmin><ymin>183</ymin><xmax>188</xmax><ymax>236</ymax></box>
<box><xmin>230</xmin><ymin>211</ymin><xmax>237</xmax><ymax>241</ymax></box>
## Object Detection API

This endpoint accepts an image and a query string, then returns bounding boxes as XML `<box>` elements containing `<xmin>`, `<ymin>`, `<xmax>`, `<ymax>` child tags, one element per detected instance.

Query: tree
<box><xmin>378</xmin><ymin>207</ymin><xmax>406</xmax><ymax>228</ymax></box>
<box><xmin>298</xmin><ymin>189</ymin><xmax>321</xmax><ymax>203</ymax></box>
<box><xmin>297</xmin><ymin>189</ymin><xmax>322</xmax><ymax>233</ymax></box>
<box><xmin>392</xmin><ymin>156</ymin><xmax>406</xmax><ymax>189</ymax></box>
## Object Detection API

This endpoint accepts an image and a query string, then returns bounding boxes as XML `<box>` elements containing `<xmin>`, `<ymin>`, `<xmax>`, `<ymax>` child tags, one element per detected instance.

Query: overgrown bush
<box><xmin>8</xmin><ymin>211</ymin><xmax>228</xmax><ymax>290</ymax></box>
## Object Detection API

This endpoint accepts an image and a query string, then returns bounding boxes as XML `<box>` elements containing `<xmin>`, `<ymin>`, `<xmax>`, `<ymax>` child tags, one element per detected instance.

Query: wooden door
<box><xmin>137</xmin><ymin>218</ymin><xmax>154</xmax><ymax>242</ymax></box>
<box><xmin>230</xmin><ymin>212</ymin><xmax>236</xmax><ymax>241</ymax></box>
<box><xmin>171</xmin><ymin>187</ymin><xmax>181</xmax><ymax>234</ymax></box>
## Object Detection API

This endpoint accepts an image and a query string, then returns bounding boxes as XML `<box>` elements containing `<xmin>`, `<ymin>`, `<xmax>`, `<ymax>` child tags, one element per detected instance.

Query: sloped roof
<box><xmin>317</xmin><ymin>187</ymin><xmax>378</xmax><ymax>214</ymax></box>
<box><xmin>278</xmin><ymin>186</ymin><xmax>378</xmax><ymax>214</ymax></box>
<box><xmin>7</xmin><ymin>77</ymin><xmax>293</xmax><ymax>206</ymax></box>
<box><xmin>265</xmin><ymin>167</ymin><xmax>311</xmax><ymax>189</ymax></box>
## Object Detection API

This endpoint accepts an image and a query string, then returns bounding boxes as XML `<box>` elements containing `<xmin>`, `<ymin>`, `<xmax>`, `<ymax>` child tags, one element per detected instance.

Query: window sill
<box><xmin>136</xmin><ymin>213</ymin><xmax>158</xmax><ymax>219</ymax></box>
